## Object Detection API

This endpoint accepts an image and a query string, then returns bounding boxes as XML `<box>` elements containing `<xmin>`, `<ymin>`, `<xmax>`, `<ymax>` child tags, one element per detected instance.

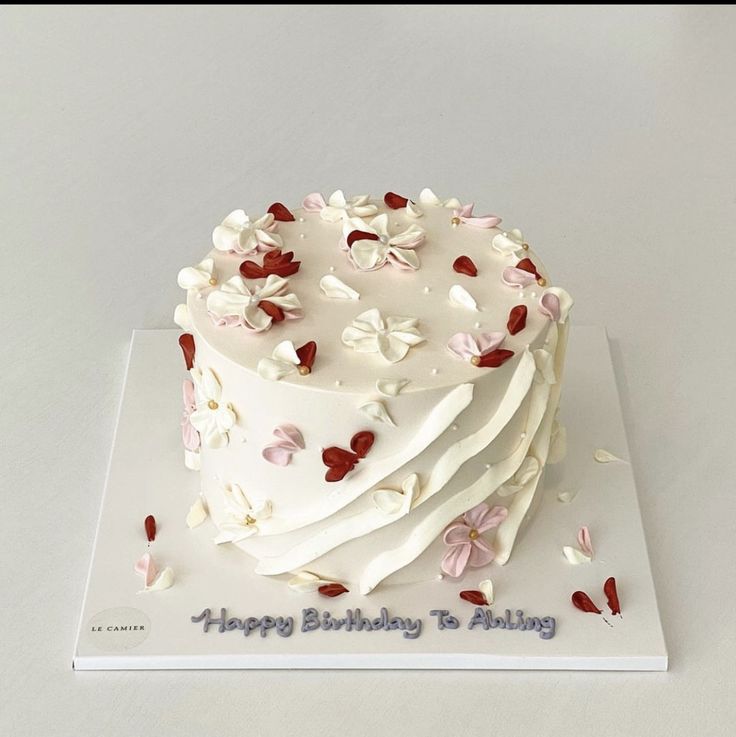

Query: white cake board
<box><xmin>73</xmin><ymin>327</ymin><xmax>667</xmax><ymax>671</ymax></box>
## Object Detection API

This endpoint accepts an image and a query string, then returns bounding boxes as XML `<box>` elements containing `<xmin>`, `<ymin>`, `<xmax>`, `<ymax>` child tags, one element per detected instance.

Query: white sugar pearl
<box><xmin>451</xmin><ymin>424</ymin><xmax>458</xmax><ymax>431</ymax></box>
<box><xmin>519</xmin><ymin>291</ymin><xmax>525</xmax><ymax>299</ymax></box>
<box><xmin>530</xmin><ymin>291</ymin><xmax>537</xmax><ymax>298</ymax></box>
<box><xmin>329</xmin><ymin>265</ymin><xmax>335</xmax><ymax>272</ymax></box>
<box><xmin>395</xmin><ymin>222</ymin><xmax>401</xmax><ymax>227</ymax></box>
<box><xmin>520</xmin><ymin>432</ymin><xmax>527</xmax><ymax>439</ymax></box>
<box><xmin>474</xmin><ymin>321</ymin><xmax>482</xmax><ymax>329</ymax></box>
<box><xmin>423</xmin><ymin>286</ymin><xmax>431</xmax><ymax>294</ymax></box>
<box><xmin>431</xmin><ymin>368</ymin><xmax>439</xmax><ymax>375</ymax></box>
<box><xmin>335</xmin><ymin>380</ymin><xmax>342</xmax><ymax>387</ymax></box>
<box><xmin>196</xmin><ymin>293</ymin><xmax>203</xmax><ymax>300</ymax></box>
<box><xmin>485</xmin><ymin>463</ymin><xmax>491</xmax><ymax>470</ymax></box>
<box><xmin>300</xmin><ymin>233</ymin><xmax>306</xmax><ymax>239</ymax></box>
<box><xmin>544</xmin><ymin>339</ymin><xmax>550</xmax><ymax>345</ymax></box>
<box><xmin>298</xmin><ymin>217</ymin><xmax>305</xmax><ymax>223</ymax></box>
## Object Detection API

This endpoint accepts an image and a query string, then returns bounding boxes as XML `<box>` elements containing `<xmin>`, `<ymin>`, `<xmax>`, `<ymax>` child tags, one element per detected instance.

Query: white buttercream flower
<box><xmin>214</xmin><ymin>484</ymin><xmax>272</xmax><ymax>544</ymax></box>
<box><xmin>206</xmin><ymin>274</ymin><xmax>302</xmax><ymax>332</ymax></box>
<box><xmin>212</xmin><ymin>209</ymin><xmax>282</xmax><ymax>255</ymax></box>
<box><xmin>341</xmin><ymin>308</ymin><xmax>426</xmax><ymax>363</ymax></box>
<box><xmin>256</xmin><ymin>340</ymin><xmax>314</xmax><ymax>381</ymax></box>
<box><xmin>342</xmin><ymin>214</ymin><xmax>425</xmax><ymax>271</ymax></box>
<box><xmin>302</xmin><ymin>190</ymin><xmax>378</xmax><ymax>222</ymax></box>
<box><xmin>189</xmin><ymin>367</ymin><xmax>237</xmax><ymax>448</ymax></box>
<box><xmin>177</xmin><ymin>258</ymin><xmax>216</xmax><ymax>292</ymax></box>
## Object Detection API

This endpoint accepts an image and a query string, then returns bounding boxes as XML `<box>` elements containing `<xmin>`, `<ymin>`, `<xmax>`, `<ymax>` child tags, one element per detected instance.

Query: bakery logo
<box><xmin>191</xmin><ymin>606</ymin><xmax>556</xmax><ymax>641</ymax></box>
<box><xmin>86</xmin><ymin>607</ymin><xmax>151</xmax><ymax>652</ymax></box>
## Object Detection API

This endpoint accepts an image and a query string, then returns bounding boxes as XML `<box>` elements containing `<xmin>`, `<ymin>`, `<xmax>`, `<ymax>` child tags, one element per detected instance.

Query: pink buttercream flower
<box><xmin>451</xmin><ymin>203</ymin><xmax>501</xmax><ymax>229</ymax></box>
<box><xmin>181</xmin><ymin>380</ymin><xmax>200</xmax><ymax>451</ymax></box>
<box><xmin>441</xmin><ymin>502</ymin><xmax>508</xmax><ymax>577</ymax></box>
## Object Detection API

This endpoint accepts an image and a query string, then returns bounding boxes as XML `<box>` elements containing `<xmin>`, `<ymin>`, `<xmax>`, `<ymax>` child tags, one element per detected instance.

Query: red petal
<box><xmin>178</xmin><ymin>333</ymin><xmax>195</xmax><ymax>370</ymax></box>
<box><xmin>264</xmin><ymin>249</ymin><xmax>292</xmax><ymax>266</ymax></box>
<box><xmin>384</xmin><ymin>191</ymin><xmax>409</xmax><ymax>209</ymax></box>
<box><xmin>604</xmin><ymin>577</ymin><xmax>621</xmax><ymax>615</ymax></box>
<box><xmin>239</xmin><ymin>261</ymin><xmax>268</xmax><ymax>279</ymax></box>
<box><xmin>259</xmin><ymin>300</ymin><xmax>285</xmax><ymax>322</ymax></box>
<box><xmin>325</xmin><ymin>464</ymin><xmax>354</xmax><ymax>482</ymax></box>
<box><xmin>459</xmin><ymin>590</ymin><xmax>489</xmax><ymax>606</ymax></box>
<box><xmin>347</xmin><ymin>230</ymin><xmax>381</xmax><ymax>248</ymax></box>
<box><xmin>295</xmin><ymin>341</ymin><xmax>317</xmax><ymax>371</ymax></box>
<box><xmin>476</xmin><ymin>349</ymin><xmax>515</xmax><ymax>368</ymax></box>
<box><xmin>453</xmin><ymin>255</ymin><xmax>478</xmax><ymax>277</ymax></box>
<box><xmin>322</xmin><ymin>446</ymin><xmax>359</xmax><ymax>468</ymax></box>
<box><xmin>144</xmin><ymin>515</ymin><xmax>156</xmax><ymax>542</ymax></box>
<box><xmin>571</xmin><ymin>591</ymin><xmax>601</xmax><ymax>614</ymax></box>
<box><xmin>267</xmin><ymin>202</ymin><xmax>295</xmax><ymax>221</ymax></box>
<box><xmin>318</xmin><ymin>583</ymin><xmax>349</xmax><ymax>597</ymax></box>
<box><xmin>516</xmin><ymin>257</ymin><xmax>541</xmax><ymax>279</ymax></box>
<box><xmin>350</xmin><ymin>431</ymin><xmax>375</xmax><ymax>458</ymax></box>
<box><xmin>507</xmin><ymin>305</ymin><xmax>528</xmax><ymax>335</ymax></box>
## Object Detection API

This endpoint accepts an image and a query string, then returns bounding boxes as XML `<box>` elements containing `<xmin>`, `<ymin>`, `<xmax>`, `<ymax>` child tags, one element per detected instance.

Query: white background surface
<box><xmin>1</xmin><ymin>5</ymin><xmax>734</xmax><ymax>735</ymax></box>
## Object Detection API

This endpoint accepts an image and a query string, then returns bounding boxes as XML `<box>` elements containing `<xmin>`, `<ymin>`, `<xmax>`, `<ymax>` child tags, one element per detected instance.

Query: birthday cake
<box><xmin>173</xmin><ymin>188</ymin><xmax>572</xmax><ymax>596</ymax></box>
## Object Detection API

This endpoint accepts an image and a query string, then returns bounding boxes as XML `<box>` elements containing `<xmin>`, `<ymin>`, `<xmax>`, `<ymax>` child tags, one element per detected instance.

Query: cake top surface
<box><xmin>178</xmin><ymin>189</ymin><xmax>568</xmax><ymax>395</ymax></box>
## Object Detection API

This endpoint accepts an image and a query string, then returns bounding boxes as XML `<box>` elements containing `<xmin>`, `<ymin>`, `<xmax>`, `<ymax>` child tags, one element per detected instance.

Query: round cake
<box><xmin>174</xmin><ymin>188</ymin><xmax>572</xmax><ymax>595</ymax></box>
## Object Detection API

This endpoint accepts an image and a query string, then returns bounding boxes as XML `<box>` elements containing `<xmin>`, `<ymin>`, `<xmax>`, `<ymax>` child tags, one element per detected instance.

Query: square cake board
<box><xmin>73</xmin><ymin>326</ymin><xmax>667</xmax><ymax>671</ymax></box>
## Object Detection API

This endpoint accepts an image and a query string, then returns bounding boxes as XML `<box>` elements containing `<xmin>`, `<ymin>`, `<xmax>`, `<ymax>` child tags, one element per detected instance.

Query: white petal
<box><xmin>184</xmin><ymin>448</ymin><xmax>201</xmax><ymax>470</ymax></box>
<box><xmin>492</xmin><ymin>232</ymin><xmax>523</xmax><ymax>256</ymax></box>
<box><xmin>353</xmin><ymin>308</ymin><xmax>385</xmax><ymax>333</ymax></box>
<box><xmin>212</xmin><ymin>224</ymin><xmax>240</xmax><ymax>252</ymax></box>
<box><xmin>359</xmin><ymin>400</ymin><xmax>396</xmax><ymax>427</ymax></box>
<box><xmin>177</xmin><ymin>260</ymin><xmax>212</xmax><ymax>290</ymax></box>
<box><xmin>200</xmin><ymin>368</ymin><xmax>222</xmax><ymax>401</ymax></box>
<box><xmin>257</xmin><ymin>357</ymin><xmax>296</xmax><ymax>382</ymax></box>
<box><xmin>250</xmin><ymin>498</ymin><xmax>273</xmax><ymax>521</ymax></box>
<box><xmin>498</xmin><ymin>456</ymin><xmax>540</xmax><ymax>497</ymax></box>
<box><xmin>328</xmin><ymin>189</ymin><xmax>347</xmax><ymax>207</ymax></box>
<box><xmin>257</xmin><ymin>273</ymin><xmax>288</xmax><ymax>299</ymax></box>
<box><xmin>378</xmin><ymin>334</ymin><xmax>410</xmax><ymax>363</ymax></box>
<box><xmin>443</xmin><ymin>197</ymin><xmax>462</xmax><ymax>209</ymax></box>
<box><xmin>372</xmin><ymin>489</ymin><xmax>406</xmax><ymax>515</ymax></box>
<box><xmin>478</xmin><ymin>579</ymin><xmax>494</xmax><ymax>605</ymax></box>
<box><xmin>352</xmin><ymin>203</ymin><xmax>378</xmax><ymax>217</ymax></box>
<box><xmin>350</xmin><ymin>240</ymin><xmax>387</xmax><ymax>270</ymax></box>
<box><xmin>405</xmin><ymin>201</ymin><xmax>423</xmax><ymax>218</ymax></box>
<box><xmin>542</xmin><ymin>287</ymin><xmax>574</xmax><ymax>323</ymax></box>
<box><xmin>186</xmin><ymin>497</ymin><xmax>208</xmax><ymax>528</ymax></box>
<box><xmin>388</xmin><ymin>247</ymin><xmax>420</xmax><ymax>270</ymax></box>
<box><xmin>557</xmin><ymin>489</ymin><xmax>577</xmax><ymax>503</ymax></box>
<box><xmin>271</xmin><ymin>340</ymin><xmax>300</xmax><ymax>365</ymax></box>
<box><xmin>593</xmin><ymin>448</ymin><xmax>625</xmax><ymax>463</ymax></box>
<box><xmin>215</xmin><ymin>405</ymin><xmax>236</xmax><ymax>432</ymax></box>
<box><xmin>401</xmin><ymin>473</ymin><xmax>421</xmax><ymax>503</ymax></box>
<box><xmin>222</xmin><ymin>209</ymin><xmax>248</xmax><ymax>229</ymax></box>
<box><xmin>418</xmin><ymin>188</ymin><xmax>441</xmax><ymax>205</ymax></box>
<box><xmin>320</xmin><ymin>274</ymin><xmax>360</xmax><ymax>300</ymax></box>
<box><xmin>562</xmin><ymin>546</ymin><xmax>591</xmax><ymax>565</ymax></box>
<box><xmin>370</xmin><ymin>213</ymin><xmax>390</xmax><ymax>238</ymax></box>
<box><xmin>376</xmin><ymin>378</ymin><xmax>409</xmax><ymax>396</ymax></box>
<box><xmin>146</xmin><ymin>567</ymin><xmax>175</xmax><ymax>591</ymax></box>
<box><xmin>174</xmin><ymin>303</ymin><xmax>192</xmax><ymax>331</ymax></box>
<box><xmin>448</xmin><ymin>284</ymin><xmax>478</xmax><ymax>311</ymax></box>
<box><xmin>288</xmin><ymin>571</ymin><xmax>333</xmax><ymax>593</ymax></box>
<box><xmin>320</xmin><ymin>205</ymin><xmax>344</xmax><ymax>223</ymax></box>
<box><xmin>533</xmin><ymin>349</ymin><xmax>556</xmax><ymax>384</ymax></box>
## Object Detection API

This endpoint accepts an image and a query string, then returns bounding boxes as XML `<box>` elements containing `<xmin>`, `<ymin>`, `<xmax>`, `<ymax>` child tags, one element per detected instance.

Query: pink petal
<box><xmin>273</xmin><ymin>424</ymin><xmax>305</xmax><ymax>450</ymax></box>
<box><xmin>502</xmin><ymin>267</ymin><xmax>537</xmax><ymax>287</ymax></box>
<box><xmin>467</xmin><ymin>537</ymin><xmax>496</xmax><ymax>568</ymax></box>
<box><xmin>539</xmin><ymin>292</ymin><xmax>561</xmax><ymax>321</ymax></box>
<box><xmin>460</xmin><ymin>215</ymin><xmax>502</xmax><ymax>229</ymax></box>
<box><xmin>444</xmin><ymin>522</ymin><xmax>472</xmax><ymax>546</ymax></box>
<box><xmin>302</xmin><ymin>192</ymin><xmax>326</xmax><ymax>211</ymax></box>
<box><xmin>476</xmin><ymin>505</ymin><xmax>509</xmax><ymax>533</ymax></box>
<box><xmin>578</xmin><ymin>526</ymin><xmax>594</xmax><ymax>557</ymax></box>
<box><xmin>181</xmin><ymin>422</ymin><xmax>200</xmax><ymax>451</ymax></box>
<box><xmin>447</xmin><ymin>332</ymin><xmax>480</xmax><ymax>360</ymax></box>
<box><xmin>134</xmin><ymin>553</ymin><xmax>158</xmax><ymax>587</ymax></box>
<box><xmin>475</xmin><ymin>332</ymin><xmax>506</xmax><ymax>355</ymax></box>
<box><xmin>463</xmin><ymin>502</ymin><xmax>491</xmax><ymax>530</ymax></box>
<box><xmin>182</xmin><ymin>379</ymin><xmax>196</xmax><ymax>408</ymax></box>
<box><xmin>441</xmin><ymin>542</ymin><xmax>472</xmax><ymax>577</ymax></box>
<box><xmin>262</xmin><ymin>444</ymin><xmax>294</xmax><ymax>466</ymax></box>
<box><xmin>455</xmin><ymin>204</ymin><xmax>474</xmax><ymax>218</ymax></box>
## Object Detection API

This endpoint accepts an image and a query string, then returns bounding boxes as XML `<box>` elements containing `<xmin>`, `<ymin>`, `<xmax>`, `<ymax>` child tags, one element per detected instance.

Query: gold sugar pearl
<box><xmin>207</xmin><ymin>399</ymin><xmax>219</xmax><ymax>410</ymax></box>
<box><xmin>297</xmin><ymin>364</ymin><xmax>311</xmax><ymax>376</ymax></box>
<box><xmin>537</xmin><ymin>277</ymin><xmax>547</xmax><ymax>287</ymax></box>
<box><xmin>451</xmin><ymin>216</ymin><xmax>461</xmax><ymax>226</ymax></box>
<box><xmin>244</xmin><ymin>515</ymin><xmax>256</xmax><ymax>526</ymax></box>
<box><xmin>468</xmin><ymin>529</ymin><xmax>480</xmax><ymax>540</ymax></box>
<box><xmin>208</xmin><ymin>277</ymin><xmax>217</xmax><ymax>286</ymax></box>
<box><xmin>470</xmin><ymin>355</ymin><xmax>481</xmax><ymax>366</ymax></box>
<box><xmin>522</xmin><ymin>243</ymin><xmax>530</xmax><ymax>251</ymax></box>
